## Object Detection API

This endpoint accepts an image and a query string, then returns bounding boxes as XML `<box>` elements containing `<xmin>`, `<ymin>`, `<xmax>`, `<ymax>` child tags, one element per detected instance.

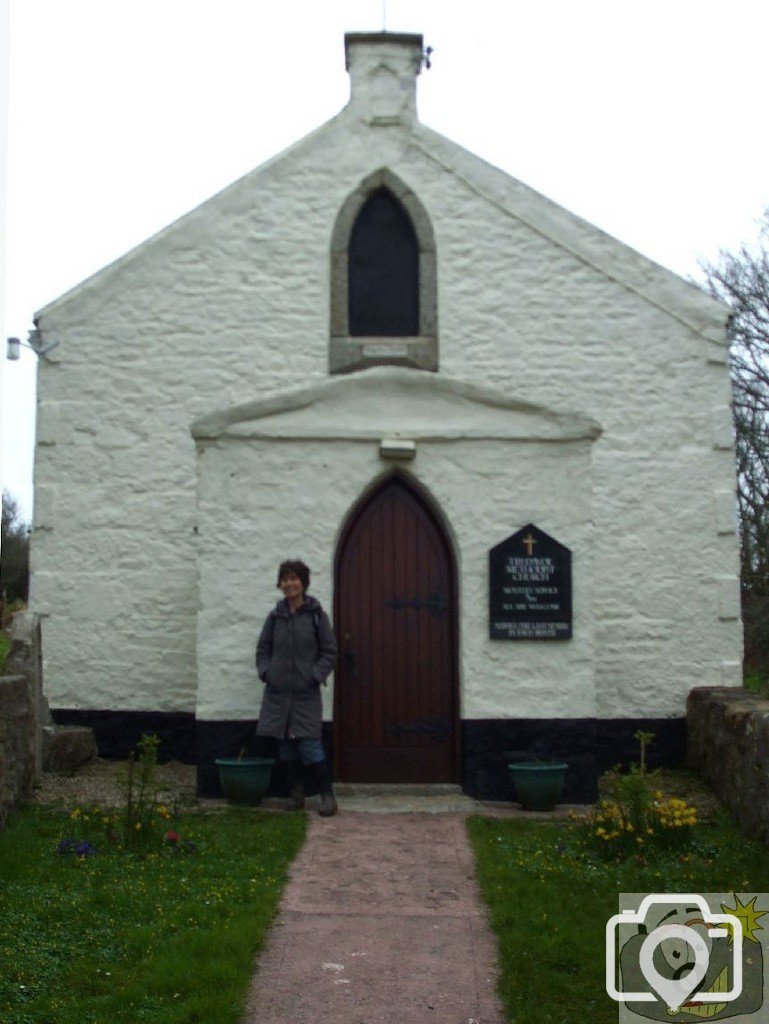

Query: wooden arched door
<box><xmin>334</xmin><ymin>475</ymin><xmax>458</xmax><ymax>783</ymax></box>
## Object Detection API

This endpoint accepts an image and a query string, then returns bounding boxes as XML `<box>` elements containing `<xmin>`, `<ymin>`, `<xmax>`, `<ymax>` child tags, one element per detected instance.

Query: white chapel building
<box><xmin>29</xmin><ymin>32</ymin><xmax>742</xmax><ymax>799</ymax></box>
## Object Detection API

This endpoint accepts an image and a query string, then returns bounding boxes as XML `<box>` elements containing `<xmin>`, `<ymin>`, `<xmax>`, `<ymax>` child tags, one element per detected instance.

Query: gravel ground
<box><xmin>28</xmin><ymin>758</ymin><xmax>722</xmax><ymax>820</ymax></box>
<box><xmin>30</xmin><ymin>758</ymin><xmax>198</xmax><ymax>810</ymax></box>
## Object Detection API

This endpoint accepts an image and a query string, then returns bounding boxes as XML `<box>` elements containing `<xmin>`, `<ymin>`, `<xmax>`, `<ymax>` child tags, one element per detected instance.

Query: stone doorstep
<box><xmin>331</xmin><ymin>783</ymin><xmax>493</xmax><ymax>814</ymax></box>
<box><xmin>334</xmin><ymin>782</ymin><xmax>466</xmax><ymax>797</ymax></box>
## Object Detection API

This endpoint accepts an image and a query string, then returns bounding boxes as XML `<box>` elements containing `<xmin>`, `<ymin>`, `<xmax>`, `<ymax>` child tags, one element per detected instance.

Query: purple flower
<box><xmin>56</xmin><ymin>838</ymin><xmax>97</xmax><ymax>857</ymax></box>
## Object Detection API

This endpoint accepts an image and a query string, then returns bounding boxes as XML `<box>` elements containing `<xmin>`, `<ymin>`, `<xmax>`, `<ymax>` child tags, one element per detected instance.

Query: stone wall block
<box><xmin>687</xmin><ymin>687</ymin><xmax>769</xmax><ymax>844</ymax></box>
<box><xmin>42</xmin><ymin>725</ymin><xmax>98</xmax><ymax>773</ymax></box>
<box><xmin>0</xmin><ymin>675</ymin><xmax>36</xmax><ymax>828</ymax></box>
<box><xmin>0</xmin><ymin>613</ymin><xmax>53</xmax><ymax>827</ymax></box>
<box><xmin>713</xmin><ymin>490</ymin><xmax>738</xmax><ymax>536</ymax></box>
<box><xmin>712</xmin><ymin>406</ymin><xmax>735</xmax><ymax>450</ymax></box>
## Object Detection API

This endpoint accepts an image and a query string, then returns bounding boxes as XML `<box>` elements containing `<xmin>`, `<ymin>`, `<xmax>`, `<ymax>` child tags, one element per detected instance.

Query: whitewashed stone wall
<box><xmin>30</xmin><ymin>34</ymin><xmax>740</xmax><ymax>721</ymax></box>
<box><xmin>193</xmin><ymin>370</ymin><xmax>598</xmax><ymax>720</ymax></box>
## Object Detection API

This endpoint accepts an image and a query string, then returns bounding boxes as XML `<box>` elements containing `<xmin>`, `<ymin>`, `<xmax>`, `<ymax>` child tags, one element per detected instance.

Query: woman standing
<box><xmin>255</xmin><ymin>560</ymin><xmax>339</xmax><ymax>815</ymax></box>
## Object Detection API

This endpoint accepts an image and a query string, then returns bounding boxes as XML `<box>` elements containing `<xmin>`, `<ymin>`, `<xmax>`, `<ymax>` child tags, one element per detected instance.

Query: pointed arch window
<box><xmin>348</xmin><ymin>188</ymin><xmax>419</xmax><ymax>337</ymax></box>
<box><xmin>330</xmin><ymin>168</ymin><xmax>437</xmax><ymax>373</ymax></box>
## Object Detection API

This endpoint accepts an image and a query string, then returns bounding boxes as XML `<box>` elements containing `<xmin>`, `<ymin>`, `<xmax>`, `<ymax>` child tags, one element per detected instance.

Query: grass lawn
<box><xmin>0</xmin><ymin>632</ymin><xmax>10</xmax><ymax>669</ymax></box>
<box><xmin>744</xmin><ymin>669</ymin><xmax>769</xmax><ymax>699</ymax></box>
<box><xmin>468</xmin><ymin>808</ymin><xmax>769</xmax><ymax>1024</ymax></box>
<box><xmin>0</xmin><ymin>805</ymin><xmax>306</xmax><ymax>1024</ymax></box>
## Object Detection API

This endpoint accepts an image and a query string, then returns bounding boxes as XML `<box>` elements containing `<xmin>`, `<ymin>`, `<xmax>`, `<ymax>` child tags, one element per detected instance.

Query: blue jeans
<box><xmin>278</xmin><ymin>738</ymin><xmax>325</xmax><ymax>766</ymax></box>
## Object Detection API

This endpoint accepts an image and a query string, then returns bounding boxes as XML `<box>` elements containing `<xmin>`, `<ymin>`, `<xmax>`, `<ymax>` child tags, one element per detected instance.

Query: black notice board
<box><xmin>489</xmin><ymin>523</ymin><xmax>572</xmax><ymax>640</ymax></box>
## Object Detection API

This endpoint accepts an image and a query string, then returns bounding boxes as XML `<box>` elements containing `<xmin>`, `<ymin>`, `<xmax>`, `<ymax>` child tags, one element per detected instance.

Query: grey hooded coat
<box><xmin>255</xmin><ymin>595</ymin><xmax>338</xmax><ymax>740</ymax></box>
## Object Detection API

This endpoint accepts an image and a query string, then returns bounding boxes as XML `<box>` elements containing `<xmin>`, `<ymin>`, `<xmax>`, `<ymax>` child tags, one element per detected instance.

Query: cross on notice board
<box><xmin>522</xmin><ymin>533</ymin><xmax>537</xmax><ymax>556</ymax></box>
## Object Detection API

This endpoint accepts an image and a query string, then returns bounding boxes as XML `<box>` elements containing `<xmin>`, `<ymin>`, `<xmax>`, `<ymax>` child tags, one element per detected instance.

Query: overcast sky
<box><xmin>2</xmin><ymin>0</ymin><xmax>768</xmax><ymax>520</ymax></box>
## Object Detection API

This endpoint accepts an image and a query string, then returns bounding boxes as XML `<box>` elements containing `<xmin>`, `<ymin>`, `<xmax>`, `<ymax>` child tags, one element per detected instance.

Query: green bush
<box><xmin>577</xmin><ymin>732</ymin><xmax>697</xmax><ymax>861</ymax></box>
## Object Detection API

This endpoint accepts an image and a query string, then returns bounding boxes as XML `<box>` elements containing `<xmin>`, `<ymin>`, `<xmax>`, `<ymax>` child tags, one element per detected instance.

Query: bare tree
<box><xmin>702</xmin><ymin>211</ymin><xmax>769</xmax><ymax>672</ymax></box>
<box><xmin>1</xmin><ymin>490</ymin><xmax>30</xmax><ymax>605</ymax></box>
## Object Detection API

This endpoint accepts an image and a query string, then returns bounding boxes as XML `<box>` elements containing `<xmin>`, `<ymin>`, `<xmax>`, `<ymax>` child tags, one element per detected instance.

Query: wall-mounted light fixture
<box><xmin>7</xmin><ymin>330</ymin><xmax>60</xmax><ymax>361</ymax></box>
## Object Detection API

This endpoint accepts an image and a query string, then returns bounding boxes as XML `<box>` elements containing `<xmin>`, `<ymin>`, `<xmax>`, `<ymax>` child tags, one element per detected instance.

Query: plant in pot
<box><xmin>507</xmin><ymin>756</ymin><xmax>568</xmax><ymax>811</ymax></box>
<box><xmin>215</xmin><ymin>748</ymin><xmax>275</xmax><ymax>806</ymax></box>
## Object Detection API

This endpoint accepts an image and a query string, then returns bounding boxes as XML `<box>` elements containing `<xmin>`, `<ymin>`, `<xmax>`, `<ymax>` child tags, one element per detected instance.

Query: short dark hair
<box><xmin>277</xmin><ymin>560</ymin><xmax>311</xmax><ymax>592</ymax></box>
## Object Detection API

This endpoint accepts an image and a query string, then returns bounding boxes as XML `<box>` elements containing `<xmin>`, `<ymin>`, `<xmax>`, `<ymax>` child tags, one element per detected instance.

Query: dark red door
<box><xmin>334</xmin><ymin>475</ymin><xmax>457</xmax><ymax>783</ymax></box>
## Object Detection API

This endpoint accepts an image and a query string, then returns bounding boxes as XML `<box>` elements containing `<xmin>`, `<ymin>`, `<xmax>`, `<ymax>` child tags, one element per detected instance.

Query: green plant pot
<box><xmin>507</xmin><ymin>762</ymin><xmax>568</xmax><ymax>811</ymax></box>
<box><xmin>215</xmin><ymin>758</ymin><xmax>275</xmax><ymax>806</ymax></box>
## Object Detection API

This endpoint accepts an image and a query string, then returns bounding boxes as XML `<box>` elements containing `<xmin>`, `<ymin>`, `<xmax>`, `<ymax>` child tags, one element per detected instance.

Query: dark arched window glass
<box><xmin>348</xmin><ymin>188</ymin><xmax>419</xmax><ymax>336</ymax></box>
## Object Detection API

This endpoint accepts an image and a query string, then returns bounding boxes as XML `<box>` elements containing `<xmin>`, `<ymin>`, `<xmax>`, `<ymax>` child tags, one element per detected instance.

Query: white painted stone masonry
<box><xmin>192</xmin><ymin>370</ymin><xmax>598</xmax><ymax>721</ymax></box>
<box><xmin>30</xmin><ymin>33</ymin><xmax>741</xmax><ymax>723</ymax></box>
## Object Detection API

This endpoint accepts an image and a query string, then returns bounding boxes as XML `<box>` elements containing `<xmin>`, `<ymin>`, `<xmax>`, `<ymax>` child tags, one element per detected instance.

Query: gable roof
<box><xmin>36</xmin><ymin>47</ymin><xmax>728</xmax><ymax>350</ymax></box>
<box><xmin>35</xmin><ymin>111</ymin><xmax>346</xmax><ymax>323</ymax></box>
<box><xmin>408</xmin><ymin>121</ymin><xmax>727</xmax><ymax>345</ymax></box>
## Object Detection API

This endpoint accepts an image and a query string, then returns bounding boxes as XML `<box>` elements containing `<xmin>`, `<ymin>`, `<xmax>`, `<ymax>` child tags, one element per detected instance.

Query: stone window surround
<box><xmin>329</xmin><ymin>167</ymin><xmax>437</xmax><ymax>374</ymax></box>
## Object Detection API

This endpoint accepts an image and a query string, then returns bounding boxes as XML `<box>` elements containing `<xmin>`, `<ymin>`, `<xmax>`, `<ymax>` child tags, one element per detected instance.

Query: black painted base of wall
<box><xmin>51</xmin><ymin>709</ymin><xmax>197</xmax><ymax>763</ymax></box>
<box><xmin>461</xmin><ymin>717</ymin><xmax>687</xmax><ymax>803</ymax></box>
<box><xmin>50</xmin><ymin>710</ymin><xmax>686</xmax><ymax>803</ymax></box>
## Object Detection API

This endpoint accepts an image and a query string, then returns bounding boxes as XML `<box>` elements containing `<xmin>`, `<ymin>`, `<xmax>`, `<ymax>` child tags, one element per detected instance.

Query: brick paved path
<box><xmin>241</xmin><ymin>811</ymin><xmax>505</xmax><ymax>1024</ymax></box>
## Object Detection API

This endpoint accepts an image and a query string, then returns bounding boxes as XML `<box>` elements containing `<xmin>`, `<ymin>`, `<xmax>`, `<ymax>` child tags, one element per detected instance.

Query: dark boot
<box><xmin>284</xmin><ymin>761</ymin><xmax>305</xmax><ymax>811</ymax></box>
<box><xmin>311</xmin><ymin>760</ymin><xmax>338</xmax><ymax>817</ymax></box>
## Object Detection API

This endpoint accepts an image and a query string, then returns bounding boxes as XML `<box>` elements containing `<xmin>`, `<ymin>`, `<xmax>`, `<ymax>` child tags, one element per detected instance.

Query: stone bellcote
<box><xmin>344</xmin><ymin>32</ymin><xmax>424</xmax><ymax>125</ymax></box>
